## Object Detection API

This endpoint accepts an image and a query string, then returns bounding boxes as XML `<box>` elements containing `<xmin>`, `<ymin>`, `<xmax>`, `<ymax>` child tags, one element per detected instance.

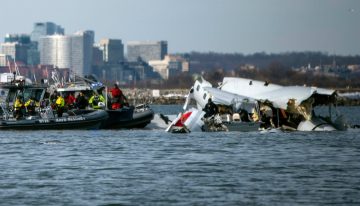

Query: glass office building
<box><xmin>31</xmin><ymin>22</ymin><xmax>64</xmax><ymax>43</ymax></box>
<box><xmin>39</xmin><ymin>31</ymin><xmax>94</xmax><ymax>76</ymax></box>
<box><xmin>127</xmin><ymin>41</ymin><xmax>167</xmax><ymax>62</ymax></box>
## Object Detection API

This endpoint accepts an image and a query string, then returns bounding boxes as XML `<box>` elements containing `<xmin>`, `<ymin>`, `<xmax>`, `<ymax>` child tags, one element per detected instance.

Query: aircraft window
<box><xmin>203</xmin><ymin>93</ymin><xmax>207</xmax><ymax>100</ymax></box>
<box><xmin>196</xmin><ymin>85</ymin><xmax>200</xmax><ymax>91</ymax></box>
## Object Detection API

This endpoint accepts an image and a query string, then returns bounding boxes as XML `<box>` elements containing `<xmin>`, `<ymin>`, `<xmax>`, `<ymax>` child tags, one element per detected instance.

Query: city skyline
<box><xmin>1</xmin><ymin>0</ymin><xmax>360</xmax><ymax>55</ymax></box>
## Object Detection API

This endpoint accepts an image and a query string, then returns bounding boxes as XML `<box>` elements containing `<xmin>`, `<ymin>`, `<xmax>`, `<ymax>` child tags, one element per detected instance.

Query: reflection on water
<box><xmin>0</xmin><ymin>106</ymin><xmax>359</xmax><ymax>205</ymax></box>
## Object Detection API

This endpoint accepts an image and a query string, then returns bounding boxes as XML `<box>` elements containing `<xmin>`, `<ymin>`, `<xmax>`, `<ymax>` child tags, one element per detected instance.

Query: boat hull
<box><xmin>0</xmin><ymin>110</ymin><xmax>108</xmax><ymax>130</ymax></box>
<box><xmin>101</xmin><ymin>106</ymin><xmax>154</xmax><ymax>129</ymax></box>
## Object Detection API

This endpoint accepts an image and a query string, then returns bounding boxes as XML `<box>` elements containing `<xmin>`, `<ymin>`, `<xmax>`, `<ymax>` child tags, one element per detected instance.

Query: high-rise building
<box><xmin>0</xmin><ymin>54</ymin><xmax>8</xmax><ymax>67</ymax></box>
<box><xmin>148</xmin><ymin>55</ymin><xmax>188</xmax><ymax>79</ymax></box>
<box><xmin>29</xmin><ymin>22</ymin><xmax>64</xmax><ymax>65</ymax></box>
<box><xmin>99</xmin><ymin>39</ymin><xmax>124</xmax><ymax>64</ymax></box>
<box><xmin>72</xmin><ymin>31</ymin><xmax>94</xmax><ymax>76</ymax></box>
<box><xmin>31</xmin><ymin>22</ymin><xmax>64</xmax><ymax>43</ymax></box>
<box><xmin>4</xmin><ymin>34</ymin><xmax>31</xmax><ymax>44</ymax></box>
<box><xmin>27</xmin><ymin>49</ymin><xmax>40</xmax><ymax>66</ymax></box>
<box><xmin>127</xmin><ymin>41</ymin><xmax>167</xmax><ymax>62</ymax></box>
<box><xmin>92</xmin><ymin>46</ymin><xmax>104</xmax><ymax>66</ymax></box>
<box><xmin>0</xmin><ymin>42</ymin><xmax>28</xmax><ymax>64</ymax></box>
<box><xmin>1</xmin><ymin>34</ymin><xmax>32</xmax><ymax>64</ymax></box>
<box><xmin>39</xmin><ymin>35</ymin><xmax>72</xmax><ymax>69</ymax></box>
<box><xmin>38</xmin><ymin>31</ymin><xmax>94</xmax><ymax>76</ymax></box>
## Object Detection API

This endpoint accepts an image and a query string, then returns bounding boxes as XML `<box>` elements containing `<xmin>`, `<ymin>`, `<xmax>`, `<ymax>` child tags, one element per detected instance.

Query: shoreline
<box><xmin>121</xmin><ymin>88</ymin><xmax>360</xmax><ymax>106</ymax></box>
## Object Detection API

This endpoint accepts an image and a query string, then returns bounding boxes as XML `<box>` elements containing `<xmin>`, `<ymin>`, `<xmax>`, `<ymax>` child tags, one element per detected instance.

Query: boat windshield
<box><xmin>5</xmin><ymin>87</ymin><xmax>46</xmax><ymax>106</ymax></box>
<box><xmin>21</xmin><ymin>88</ymin><xmax>46</xmax><ymax>102</ymax></box>
<box><xmin>0</xmin><ymin>88</ymin><xmax>9</xmax><ymax>103</ymax></box>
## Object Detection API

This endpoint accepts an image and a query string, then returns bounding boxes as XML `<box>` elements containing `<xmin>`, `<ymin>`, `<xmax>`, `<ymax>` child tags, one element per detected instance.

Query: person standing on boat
<box><xmin>65</xmin><ymin>92</ymin><xmax>76</xmax><ymax>109</ymax></box>
<box><xmin>203</xmin><ymin>98</ymin><xmax>218</xmax><ymax>118</ymax></box>
<box><xmin>202</xmin><ymin>98</ymin><xmax>227</xmax><ymax>132</ymax></box>
<box><xmin>110</xmin><ymin>83</ymin><xmax>122</xmax><ymax>99</ymax></box>
<box><xmin>40</xmin><ymin>92</ymin><xmax>51</xmax><ymax>108</ymax></box>
<box><xmin>14</xmin><ymin>95</ymin><xmax>24</xmax><ymax>120</ymax></box>
<box><xmin>110</xmin><ymin>83</ymin><xmax>128</xmax><ymax>109</ymax></box>
<box><xmin>55</xmin><ymin>93</ymin><xmax>65</xmax><ymax>117</ymax></box>
<box><xmin>25</xmin><ymin>96</ymin><xmax>37</xmax><ymax>116</ymax></box>
<box><xmin>50</xmin><ymin>91</ymin><xmax>58</xmax><ymax>109</ymax></box>
<box><xmin>89</xmin><ymin>92</ymin><xmax>105</xmax><ymax>109</ymax></box>
<box><xmin>76</xmin><ymin>92</ymin><xmax>88</xmax><ymax>109</ymax></box>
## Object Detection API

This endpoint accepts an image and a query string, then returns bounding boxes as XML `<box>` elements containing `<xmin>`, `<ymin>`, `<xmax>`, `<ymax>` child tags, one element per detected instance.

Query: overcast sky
<box><xmin>1</xmin><ymin>0</ymin><xmax>359</xmax><ymax>55</ymax></box>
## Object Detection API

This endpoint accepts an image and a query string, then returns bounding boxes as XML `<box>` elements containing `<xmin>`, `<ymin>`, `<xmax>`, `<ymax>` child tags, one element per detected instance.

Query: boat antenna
<box><xmin>69</xmin><ymin>70</ymin><xmax>97</xmax><ymax>84</ymax></box>
<box><xmin>68</xmin><ymin>71</ymin><xmax>71</xmax><ymax>83</ymax></box>
<box><xmin>14</xmin><ymin>58</ymin><xmax>20</xmax><ymax>76</ymax></box>
<box><xmin>6</xmin><ymin>56</ymin><xmax>11</xmax><ymax>73</ymax></box>
<box><xmin>51</xmin><ymin>70</ymin><xmax>60</xmax><ymax>85</ymax></box>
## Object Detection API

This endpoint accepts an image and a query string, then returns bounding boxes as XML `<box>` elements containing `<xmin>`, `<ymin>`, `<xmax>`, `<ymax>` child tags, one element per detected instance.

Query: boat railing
<box><xmin>39</xmin><ymin>106</ymin><xmax>55</xmax><ymax>119</ymax></box>
<box><xmin>134</xmin><ymin>103</ymin><xmax>150</xmax><ymax>112</ymax></box>
<box><xmin>0</xmin><ymin>102</ymin><xmax>11</xmax><ymax>120</ymax></box>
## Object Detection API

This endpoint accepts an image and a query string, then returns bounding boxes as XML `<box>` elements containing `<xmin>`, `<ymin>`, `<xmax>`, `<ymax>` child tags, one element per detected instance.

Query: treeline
<box><xmin>186</xmin><ymin>51</ymin><xmax>360</xmax><ymax>72</ymax></box>
<box><xmin>154</xmin><ymin>51</ymin><xmax>360</xmax><ymax>89</ymax></box>
<box><xmin>200</xmin><ymin>63</ymin><xmax>360</xmax><ymax>88</ymax></box>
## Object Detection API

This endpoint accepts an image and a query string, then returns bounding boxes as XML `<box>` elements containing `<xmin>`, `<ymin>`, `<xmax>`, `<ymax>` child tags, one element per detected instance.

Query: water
<box><xmin>0</xmin><ymin>105</ymin><xmax>360</xmax><ymax>206</ymax></box>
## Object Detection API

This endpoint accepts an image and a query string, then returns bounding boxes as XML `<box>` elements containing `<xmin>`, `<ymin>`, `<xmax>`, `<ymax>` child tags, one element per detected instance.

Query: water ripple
<box><xmin>0</xmin><ymin>118</ymin><xmax>360</xmax><ymax>205</ymax></box>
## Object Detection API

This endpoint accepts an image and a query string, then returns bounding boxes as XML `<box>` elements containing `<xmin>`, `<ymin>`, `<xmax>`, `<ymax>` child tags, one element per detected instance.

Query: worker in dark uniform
<box><xmin>76</xmin><ymin>92</ymin><xmax>88</xmax><ymax>109</ymax></box>
<box><xmin>203</xmin><ymin>98</ymin><xmax>218</xmax><ymax>118</ymax></box>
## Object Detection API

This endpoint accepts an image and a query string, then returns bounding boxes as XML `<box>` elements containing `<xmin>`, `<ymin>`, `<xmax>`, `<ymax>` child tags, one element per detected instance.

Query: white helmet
<box><xmin>98</xmin><ymin>102</ymin><xmax>105</xmax><ymax>108</ymax></box>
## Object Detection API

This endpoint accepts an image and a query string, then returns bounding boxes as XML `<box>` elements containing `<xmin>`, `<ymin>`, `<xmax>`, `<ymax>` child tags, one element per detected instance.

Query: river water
<box><xmin>0</xmin><ymin>105</ymin><xmax>359</xmax><ymax>205</ymax></box>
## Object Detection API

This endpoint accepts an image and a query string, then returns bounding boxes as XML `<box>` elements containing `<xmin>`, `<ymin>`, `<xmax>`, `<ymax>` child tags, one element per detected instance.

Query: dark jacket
<box><xmin>203</xmin><ymin>101</ymin><xmax>218</xmax><ymax>118</ymax></box>
<box><xmin>76</xmin><ymin>94</ymin><xmax>88</xmax><ymax>109</ymax></box>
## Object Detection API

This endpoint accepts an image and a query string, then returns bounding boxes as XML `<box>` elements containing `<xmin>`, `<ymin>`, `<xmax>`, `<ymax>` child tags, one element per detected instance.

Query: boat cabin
<box><xmin>0</xmin><ymin>82</ymin><xmax>47</xmax><ymax>118</ymax></box>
